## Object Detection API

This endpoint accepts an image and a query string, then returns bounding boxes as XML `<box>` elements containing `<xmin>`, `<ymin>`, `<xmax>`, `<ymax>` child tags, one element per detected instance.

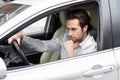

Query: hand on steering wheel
<box><xmin>12</xmin><ymin>40</ymin><xmax>30</xmax><ymax>65</ymax></box>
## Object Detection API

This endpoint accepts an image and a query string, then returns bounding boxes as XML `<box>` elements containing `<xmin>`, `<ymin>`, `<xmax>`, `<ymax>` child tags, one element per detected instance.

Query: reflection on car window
<box><xmin>0</xmin><ymin>3</ymin><xmax>30</xmax><ymax>26</ymax></box>
<box><xmin>23</xmin><ymin>17</ymin><xmax>47</xmax><ymax>35</ymax></box>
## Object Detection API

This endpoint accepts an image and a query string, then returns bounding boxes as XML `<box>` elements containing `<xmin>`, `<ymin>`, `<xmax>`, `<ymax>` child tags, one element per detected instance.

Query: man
<box><xmin>8</xmin><ymin>9</ymin><xmax>97</xmax><ymax>59</ymax></box>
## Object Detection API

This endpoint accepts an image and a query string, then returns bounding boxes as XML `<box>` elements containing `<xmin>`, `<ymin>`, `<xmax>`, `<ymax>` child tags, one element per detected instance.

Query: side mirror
<box><xmin>0</xmin><ymin>57</ymin><xmax>7</xmax><ymax>79</ymax></box>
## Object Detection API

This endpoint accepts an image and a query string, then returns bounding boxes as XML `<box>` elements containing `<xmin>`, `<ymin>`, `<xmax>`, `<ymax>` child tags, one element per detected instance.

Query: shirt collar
<box><xmin>78</xmin><ymin>33</ymin><xmax>91</xmax><ymax>48</ymax></box>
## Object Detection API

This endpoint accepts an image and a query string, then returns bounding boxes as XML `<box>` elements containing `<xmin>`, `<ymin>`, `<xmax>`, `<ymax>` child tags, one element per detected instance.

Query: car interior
<box><xmin>39</xmin><ymin>2</ymin><xmax>99</xmax><ymax>64</ymax></box>
<box><xmin>0</xmin><ymin>1</ymin><xmax>99</xmax><ymax>68</ymax></box>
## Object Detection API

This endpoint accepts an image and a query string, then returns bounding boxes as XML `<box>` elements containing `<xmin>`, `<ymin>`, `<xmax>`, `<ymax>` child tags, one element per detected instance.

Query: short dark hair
<box><xmin>66</xmin><ymin>9</ymin><xmax>93</xmax><ymax>31</ymax></box>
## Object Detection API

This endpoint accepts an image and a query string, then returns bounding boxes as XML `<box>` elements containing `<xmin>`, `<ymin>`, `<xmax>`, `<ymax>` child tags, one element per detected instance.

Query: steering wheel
<box><xmin>12</xmin><ymin>41</ymin><xmax>30</xmax><ymax>65</ymax></box>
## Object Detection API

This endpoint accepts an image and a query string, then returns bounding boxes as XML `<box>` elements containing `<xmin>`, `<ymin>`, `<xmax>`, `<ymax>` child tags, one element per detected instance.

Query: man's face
<box><xmin>66</xmin><ymin>19</ymin><xmax>87</xmax><ymax>43</ymax></box>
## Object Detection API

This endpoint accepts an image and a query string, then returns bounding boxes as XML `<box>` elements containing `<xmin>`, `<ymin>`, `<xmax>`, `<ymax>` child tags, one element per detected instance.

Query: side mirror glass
<box><xmin>0</xmin><ymin>57</ymin><xmax>7</xmax><ymax>79</ymax></box>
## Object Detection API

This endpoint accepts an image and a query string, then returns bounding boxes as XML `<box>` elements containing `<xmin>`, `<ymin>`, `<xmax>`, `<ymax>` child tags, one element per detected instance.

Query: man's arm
<box><xmin>21</xmin><ymin>35</ymin><xmax>61</xmax><ymax>52</ymax></box>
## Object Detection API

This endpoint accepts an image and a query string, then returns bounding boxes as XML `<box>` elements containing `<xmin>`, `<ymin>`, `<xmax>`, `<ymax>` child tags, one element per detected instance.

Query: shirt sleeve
<box><xmin>21</xmin><ymin>35</ymin><xmax>62</xmax><ymax>52</ymax></box>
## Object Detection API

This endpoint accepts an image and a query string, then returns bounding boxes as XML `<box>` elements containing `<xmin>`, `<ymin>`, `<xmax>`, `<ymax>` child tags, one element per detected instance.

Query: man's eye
<box><xmin>71</xmin><ymin>28</ymin><xmax>76</xmax><ymax>31</ymax></box>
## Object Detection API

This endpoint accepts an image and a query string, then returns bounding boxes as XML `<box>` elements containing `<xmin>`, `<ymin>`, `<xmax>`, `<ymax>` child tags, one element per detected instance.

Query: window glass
<box><xmin>23</xmin><ymin>17</ymin><xmax>47</xmax><ymax>35</ymax></box>
<box><xmin>0</xmin><ymin>3</ymin><xmax>30</xmax><ymax>26</ymax></box>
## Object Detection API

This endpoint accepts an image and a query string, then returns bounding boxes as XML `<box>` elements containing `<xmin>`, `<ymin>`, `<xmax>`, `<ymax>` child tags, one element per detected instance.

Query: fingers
<box><xmin>8</xmin><ymin>33</ymin><xmax>23</xmax><ymax>45</ymax></box>
<box><xmin>8</xmin><ymin>37</ymin><xmax>14</xmax><ymax>44</ymax></box>
<box><xmin>64</xmin><ymin>40</ymin><xmax>74</xmax><ymax>48</ymax></box>
<box><xmin>64</xmin><ymin>40</ymin><xmax>74</xmax><ymax>58</ymax></box>
<box><xmin>17</xmin><ymin>37</ymin><xmax>21</xmax><ymax>45</ymax></box>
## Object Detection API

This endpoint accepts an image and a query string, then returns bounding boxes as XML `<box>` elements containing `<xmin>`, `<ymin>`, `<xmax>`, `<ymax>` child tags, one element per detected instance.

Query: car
<box><xmin>0</xmin><ymin>0</ymin><xmax>120</xmax><ymax>79</ymax></box>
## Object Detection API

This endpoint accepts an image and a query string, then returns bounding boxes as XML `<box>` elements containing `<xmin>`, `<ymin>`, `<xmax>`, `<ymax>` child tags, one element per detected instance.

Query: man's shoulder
<box><xmin>80</xmin><ymin>33</ymin><xmax>96</xmax><ymax>47</ymax></box>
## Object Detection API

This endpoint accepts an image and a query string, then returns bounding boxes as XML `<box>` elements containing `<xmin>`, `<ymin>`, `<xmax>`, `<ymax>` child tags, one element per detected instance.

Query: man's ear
<box><xmin>83</xmin><ymin>25</ymin><xmax>88</xmax><ymax>32</ymax></box>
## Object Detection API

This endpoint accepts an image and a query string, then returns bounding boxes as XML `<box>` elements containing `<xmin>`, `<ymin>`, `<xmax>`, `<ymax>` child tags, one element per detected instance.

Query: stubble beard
<box><xmin>74</xmin><ymin>32</ymin><xmax>87</xmax><ymax>44</ymax></box>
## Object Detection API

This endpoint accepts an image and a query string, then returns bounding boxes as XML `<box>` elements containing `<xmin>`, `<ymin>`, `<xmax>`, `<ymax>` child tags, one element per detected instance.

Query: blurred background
<box><xmin>0</xmin><ymin>0</ymin><xmax>13</xmax><ymax>7</ymax></box>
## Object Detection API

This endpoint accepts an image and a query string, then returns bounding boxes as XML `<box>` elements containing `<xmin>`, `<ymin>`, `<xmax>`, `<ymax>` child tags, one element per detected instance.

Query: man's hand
<box><xmin>64</xmin><ymin>40</ymin><xmax>78</xmax><ymax>58</ymax></box>
<box><xmin>8</xmin><ymin>33</ymin><xmax>23</xmax><ymax>45</ymax></box>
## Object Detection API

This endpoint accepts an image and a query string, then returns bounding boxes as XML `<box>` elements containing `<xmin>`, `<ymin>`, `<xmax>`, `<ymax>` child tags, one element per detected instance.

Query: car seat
<box><xmin>40</xmin><ymin>11</ymin><xmax>67</xmax><ymax>64</ymax></box>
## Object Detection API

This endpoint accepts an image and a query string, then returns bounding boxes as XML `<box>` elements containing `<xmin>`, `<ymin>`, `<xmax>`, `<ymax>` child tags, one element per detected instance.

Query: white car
<box><xmin>0</xmin><ymin>0</ymin><xmax>120</xmax><ymax>80</ymax></box>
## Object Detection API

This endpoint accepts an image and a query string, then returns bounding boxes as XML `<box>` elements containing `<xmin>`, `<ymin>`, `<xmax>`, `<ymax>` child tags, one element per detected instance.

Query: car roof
<box><xmin>11</xmin><ymin>0</ymin><xmax>74</xmax><ymax>6</ymax></box>
<box><xmin>11</xmin><ymin>0</ymin><xmax>42</xmax><ymax>5</ymax></box>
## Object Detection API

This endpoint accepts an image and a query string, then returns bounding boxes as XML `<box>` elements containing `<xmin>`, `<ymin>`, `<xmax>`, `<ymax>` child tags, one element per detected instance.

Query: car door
<box><xmin>49</xmin><ymin>50</ymin><xmax>118</xmax><ymax>80</ymax></box>
<box><xmin>2</xmin><ymin>49</ymin><xmax>117</xmax><ymax>80</ymax></box>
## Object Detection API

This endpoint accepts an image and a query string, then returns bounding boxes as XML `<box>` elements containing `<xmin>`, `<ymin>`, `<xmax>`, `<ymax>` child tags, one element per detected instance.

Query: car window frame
<box><xmin>109</xmin><ymin>0</ymin><xmax>120</xmax><ymax>48</ymax></box>
<box><xmin>97</xmin><ymin>0</ymin><xmax>113</xmax><ymax>50</ymax></box>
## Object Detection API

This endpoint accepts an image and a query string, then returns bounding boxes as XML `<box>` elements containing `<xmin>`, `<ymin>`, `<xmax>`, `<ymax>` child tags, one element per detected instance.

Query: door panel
<box><xmin>60</xmin><ymin>50</ymin><xmax>118</xmax><ymax>80</ymax></box>
<box><xmin>5</xmin><ymin>49</ymin><xmax>118</xmax><ymax>80</ymax></box>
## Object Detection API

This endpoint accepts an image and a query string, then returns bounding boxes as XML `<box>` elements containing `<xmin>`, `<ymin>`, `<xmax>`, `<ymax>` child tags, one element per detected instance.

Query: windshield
<box><xmin>0</xmin><ymin>3</ymin><xmax>30</xmax><ymax>26</ymax></box>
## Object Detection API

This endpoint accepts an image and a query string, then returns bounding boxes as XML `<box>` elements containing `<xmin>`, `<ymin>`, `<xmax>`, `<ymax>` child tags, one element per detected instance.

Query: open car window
<box><xmin>0</xmin><ymin>1</ymin><xmax>100</xmax><ymax>69</ymax></box>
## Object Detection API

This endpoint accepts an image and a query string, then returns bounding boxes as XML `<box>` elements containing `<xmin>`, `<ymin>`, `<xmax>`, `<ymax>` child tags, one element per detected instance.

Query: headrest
<box><xmin>59</xmin><ymin>11</ymin><xmax>67</xmax><ymax>26</ymax></box>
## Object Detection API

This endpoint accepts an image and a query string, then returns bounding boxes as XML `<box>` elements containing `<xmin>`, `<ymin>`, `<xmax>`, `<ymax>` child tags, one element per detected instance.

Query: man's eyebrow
<box><xmin>66</xmin><ymin>27</ymin><xmax>69</xmax><ymax>29</ymax></box>
<box><xmin>71</xmin><ymin>27</ymin><xmax>77</xmax><ymax>29</ymax></box>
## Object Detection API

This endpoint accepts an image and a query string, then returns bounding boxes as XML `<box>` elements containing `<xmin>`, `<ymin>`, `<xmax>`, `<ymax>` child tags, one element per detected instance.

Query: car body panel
<box><xmin>0</xmin><ymin>57</ymin><xmax>7</xmax><ymax>79</ymax></box>
<box><xmin>114</xmin><ymin>47</ymin><xmax>120</xmax><ymax>80</ymax></box>
<box><xmin>4</xmin><ymin>50</ymin><xmax>118</xmax><ymax>80</ymax></box>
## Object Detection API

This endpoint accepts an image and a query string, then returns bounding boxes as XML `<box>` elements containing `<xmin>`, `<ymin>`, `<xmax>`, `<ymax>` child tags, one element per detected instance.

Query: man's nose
<box><xmin>68</xmin><ymin>30</ymin><xmax>73</xmax><ymax>36</ymax></box>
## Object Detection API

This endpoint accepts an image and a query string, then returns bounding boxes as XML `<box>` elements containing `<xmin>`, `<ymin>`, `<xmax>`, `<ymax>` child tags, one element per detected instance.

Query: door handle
<box><xmin>83</xmin><ymin>65</ymin><xmax>115</xmax><ymax>77</ymax></box>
